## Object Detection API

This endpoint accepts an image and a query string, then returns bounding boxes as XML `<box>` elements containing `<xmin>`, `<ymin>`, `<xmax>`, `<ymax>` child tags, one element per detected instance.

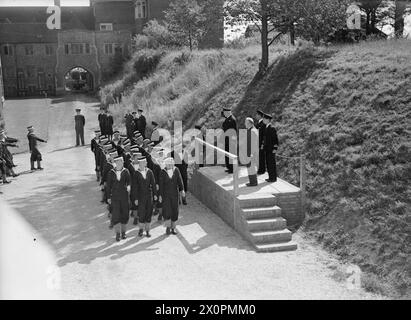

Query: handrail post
<box><xmin>233</xmin><ymin>158</ymin><xmax>239</xmax><ymax>197</ymax></box>
<box><xmin>300</xmin><ymin>155</ymin><xmax>306</xmax><ymax>218</ymax></box>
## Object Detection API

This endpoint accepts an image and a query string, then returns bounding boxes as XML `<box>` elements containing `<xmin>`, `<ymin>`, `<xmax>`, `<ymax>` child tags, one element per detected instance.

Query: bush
<box><xmin>133</xmin><ymin>20</ymin><xmax>178</xmax><ymax>50</ymax></box>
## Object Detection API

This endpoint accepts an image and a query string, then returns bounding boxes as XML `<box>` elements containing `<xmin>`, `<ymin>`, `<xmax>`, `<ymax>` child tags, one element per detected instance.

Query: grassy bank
<box><xmin>100</xmin><ymin>40</ymin><xmax>410</xmax><ymax>298</ymax></box>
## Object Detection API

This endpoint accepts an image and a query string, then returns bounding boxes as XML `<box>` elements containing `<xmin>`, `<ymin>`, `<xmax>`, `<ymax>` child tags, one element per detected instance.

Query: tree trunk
<box><xmin>290</xmin><ymin>22</ymin><xmax>295</xmax><ymax>46</ymax></box>
<box><xmin>394</xmin><ymin>0</ymin><xmax>406</xmax><ymax>38</ymax></box>
<box><xmin>370</xmin><ymin>8</ymin><xmax>377</xmax><ymax>33</ymax></box>
<box><xmin>365</xmin><ymin>11</ymin><xmax>371</xmax><ymax>34</ymax></box>
<box><xmin>260</xmin><ymin>0</ymin><xmax>269</xmax><ymax>72</ymax></box>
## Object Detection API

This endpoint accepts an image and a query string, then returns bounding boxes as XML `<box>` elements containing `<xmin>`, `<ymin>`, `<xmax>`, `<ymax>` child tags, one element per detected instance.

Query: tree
<box><xmin>165</xmin><ymin>0</ymin><xmax>207</xmax><ymax>51</ymax></box>
<box><xmin>358</xmin><ymin>0</ymin><xmax>385</xmax><ymax>34</ymax></box>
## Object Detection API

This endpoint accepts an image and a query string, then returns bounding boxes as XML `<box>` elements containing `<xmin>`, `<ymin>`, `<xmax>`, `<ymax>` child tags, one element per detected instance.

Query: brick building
<box><xmin>0</xmin><ymin>0</ymin><xmax>224</xmax><ymax>97</ymax></box>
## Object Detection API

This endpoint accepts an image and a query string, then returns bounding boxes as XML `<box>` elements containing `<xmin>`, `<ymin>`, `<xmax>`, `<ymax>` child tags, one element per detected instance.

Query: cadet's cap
<box><xmin>132</xmin><ymin>111</ymin><xmax>137</xmax><ymax>115</ymax></box>
<box><xmin>223</xmin><ymin>106</ymin><xmax>232</xmax><ymax>111</ymax></box>
<box><xmin>27</xmin><ymin>126</ymin><xmax>33</xmax><ymax>130</ymax></box>
<box><xmin>110</xmin><ymin>152</ymin><xmax>118</xmax><ymax>158</ymax></box>
<box><xmin>143</xmin><ymin>139</ymin><xmax>151</xmax><ymax>144</ymax></box>
<box><xmin>114</xmin><ymin>156</ymin><xmax>123</xmax><ymax>162</ymax></box>
<box><xmin>138</xmin><ymin>156</ymin><xmax>146</xmax><ymax>162</ymax></box>
<box><xmin>123</xmin><ymin>139</ymin><xmax>131</xmax><ymax>146</ymax></box>
<box><xmin>148</xmin><ymin>142</ymin><xmax>155</xmax><ymax>147</ymax></box>
<box><xmin>120</xmin><ymin>134</ymin><xmax>127</xmax><ymax>139</ymax></box>
<box><xmin>130</xmin><ymin>147</ymin><xmax>140</xmax><ymax>153</ymax></box>
<box><xmin>257</xmin><ymin>110</ymin><xmax>264</xmax><ymax>116</ymax></box>
<box><xmin>138</xmin><ymin>109</ymin><xmax>143</xmax><ymax>113</ymax></box>
<box><xmin>133</xmin><ymin>130</ymin><xmax>140</xmax><ymax>135</ymax></box>
<box><xmin>195</xmin><ymin>124</ymin><xmax>202</xmax><ymax>130</ymax></box>
<box><xmin>75</xmin><ymin>108</ymin><xmax>81</xmax><ymax>112</ymax></box>
<box><xmin>152</xmin><ymin>121</ymin><xmax>158</xmax><ymax>126</ymax></box>
<box><xmin>263</xmin><ymin>113</ymin><xmax>273</xmax><ymax>120</ymax></box>
<box><xmin>113</xmin><ymin>130</ymin><xmax>120</xmax><ymax>134</ymax></box>
<box><xmin>95</xmin><ymin>130</ymin><xmax>101</xmax><ymax>133</ymax></box>
<box><xmin>133</xmin><ymin>152</ymin><xmax>142</xmax><ymax>158</ymax></box>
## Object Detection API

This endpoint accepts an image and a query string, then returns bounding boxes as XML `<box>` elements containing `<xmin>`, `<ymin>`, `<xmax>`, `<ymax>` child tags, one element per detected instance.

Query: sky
<box><xmin>0</xmin><ymin>0</ymin><xmax>90</xmax><ymax>6</ymax></box>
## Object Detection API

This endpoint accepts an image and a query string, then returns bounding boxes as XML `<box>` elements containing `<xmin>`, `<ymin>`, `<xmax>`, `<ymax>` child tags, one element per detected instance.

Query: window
<box><xmin>64</xmin><ymin>44</ymin><xmax>69</xmax><ymax>55</ymax></box>
<box><xmin>25</xmin><ymin>45</ymin><xmax>34</xmax><ymax>55</ymax></box>
<box><xmin>104</xmin><ymin>43</ymin><xmax>113</xmax><ymax>55</ymax></box>
<box><xmin>99</xmin><ymin>23</ymin><xmax>113</xmax><ymax>31</ymax></box>
<box><xmin>135</xmin><ymin>0</ymin><xmax>147</xmax><ymax>19</ymax></box>
<box><xmin>85</xmin><ymin>43</ymin><xmax>90</xmax><ymax>54</ymax></box>
<box><xmin>45</xmin><ymin>45</ymin><xmax>53</xmax><ymax>55</ymax></box>
<box><xmin>3</xmin><ymin>44</ymin><xmax>13</xmax><ymax>56</ymax></box>
<box><xmin>71</xmin><ymin>43</ymin><xmax>83</xmax><ymax>54</ymax></box>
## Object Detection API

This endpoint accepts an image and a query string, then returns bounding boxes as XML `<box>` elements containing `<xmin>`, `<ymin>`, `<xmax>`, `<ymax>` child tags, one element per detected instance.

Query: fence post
<box><xmin>300</xmin><ymin>155</ymin><xmax>306</xmax><ymax>219</ymax></box>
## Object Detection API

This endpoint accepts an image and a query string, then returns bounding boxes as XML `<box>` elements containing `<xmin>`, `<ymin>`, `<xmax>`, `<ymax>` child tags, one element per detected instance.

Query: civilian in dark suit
<box><xmin>74</xmin><ymin>108</ymin><xmax>85</xmax><ymax>146</ymax></box>
<box><xmin>222</xmin><ymin>107</ymin><xmax>237</xmax><ymax>174</ymax></box>
<box><xmin>262</xmin><ymin>113</ymin><xmax>279</xmax><ymax>183</ymax></box>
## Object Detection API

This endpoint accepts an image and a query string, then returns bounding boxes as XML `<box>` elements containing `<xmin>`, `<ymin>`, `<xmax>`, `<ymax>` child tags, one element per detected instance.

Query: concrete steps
<box><xmin>238</xmin><ymin>194</ymin><xmax>297</xmax><ymax>253</ymax></box>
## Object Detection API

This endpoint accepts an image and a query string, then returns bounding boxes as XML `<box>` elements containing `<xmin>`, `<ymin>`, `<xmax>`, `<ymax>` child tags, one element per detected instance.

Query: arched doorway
<box><xmin>64</xmin><ymin>67</ymin><xmax>94</xmax><ymax>93</ymax></box>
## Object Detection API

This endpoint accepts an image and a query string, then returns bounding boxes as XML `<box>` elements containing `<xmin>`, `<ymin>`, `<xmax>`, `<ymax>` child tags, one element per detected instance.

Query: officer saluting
<box><xmin>74</xmin><ymin>108</ymin><xmax>85</xmax><ymax>146</ymax></box>
<box><xmin>262</xmin><ymin>113</ymin><xmax>279</xmax><ymax>183</ymax></box>
<box><xmin>27</xmin><ymin>126</ymin><xmax>47</xmax><ymax>171</ymax></box>
<box><xmin>222</xmin><ymin>106</ymin><xmax>237</xmax><ymax>174</ymax></box>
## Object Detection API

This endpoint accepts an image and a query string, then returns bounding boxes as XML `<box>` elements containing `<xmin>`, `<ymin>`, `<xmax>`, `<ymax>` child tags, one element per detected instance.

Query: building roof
<box><xmin>0</xmin><ymin>23</ymin><xmax>58</xmax><ymax>43</ymax></box>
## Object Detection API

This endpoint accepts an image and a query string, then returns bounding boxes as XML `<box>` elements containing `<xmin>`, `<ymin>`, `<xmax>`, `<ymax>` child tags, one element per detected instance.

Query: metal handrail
<box><xmin>195</xmin><ymin>137</ymin><xmax>240</xmax><ymax>197</ymax></box>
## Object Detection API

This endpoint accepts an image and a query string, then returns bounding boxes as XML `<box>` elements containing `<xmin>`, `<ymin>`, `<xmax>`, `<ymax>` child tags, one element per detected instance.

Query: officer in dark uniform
<box><xmin>74</xmin><ymin>108</ymin><xmax>86</xmax><ymax>146</ymax></box>
<box><xmin>125</xmin><ymin>112</ymin><xmax>135</xmax><ymax>140</ymax></box>
<box><xmin>262</xmin><ymin>113</ymin><xmax>279</xmax><ymax>183</ymax></box>
<box><xmin>221</xmin><ymin>107</ymin><xmax>237</xmax><ymax>174</ymax></box>
<box><xmin>135</xmin><ymin>109</ymin><xmax>147</xmax><ymax>139</ymax></box>
<box><xmin>256</xmin><ymin>110</ymin><xmax>266</xmax><ymax>175</ymax></box>
<box><xmin>98</xmin><ymin>107</ymin><xmax>107</xmax><ymax>136</ymax></box>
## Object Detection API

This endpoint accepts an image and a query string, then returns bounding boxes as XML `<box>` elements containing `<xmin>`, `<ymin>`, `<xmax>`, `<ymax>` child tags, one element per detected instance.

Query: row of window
<box><xmin>2</xmin><ymin>43</ymin><xmax>123</xmax><ymax>56</ymax></box>
<box><xmin>2</xmin><ymin>44</ymin><xmax>54</xmax><ymax>56</ymax></box>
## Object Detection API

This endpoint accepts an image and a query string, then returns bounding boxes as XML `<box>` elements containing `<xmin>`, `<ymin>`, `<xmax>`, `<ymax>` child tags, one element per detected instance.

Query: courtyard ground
<box><xmin>0</xmin><ymin>95</ymin><xmax>384</xmax><ymax>299</ymax></box>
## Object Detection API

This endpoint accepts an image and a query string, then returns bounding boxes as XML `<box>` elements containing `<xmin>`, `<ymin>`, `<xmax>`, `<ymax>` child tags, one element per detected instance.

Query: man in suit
<box><xmin>245</xmin><ymin>117</ymin><xmax>259</xmax><ymax>187</ymax></box>
<box><xmin>262</xmin><ymin>113</ymin><xmax>279</xmax><ymax>183</ymax></box>
<box><xmin>222</xmin><ymin>107</ymin><xmax>237</xmax><ymax>174</ymax></box>
<box><xmin>256</xmin><ymin>110</ymin><xmax>266</xmax><ymax>175</ymax></box>
<box><xmin>135</xmin><ymin>109</ymin><xmax>147</xmax><ymax>139</ymax></box>
<box><xmin>74</xmin><ymin>108</ymin><xmax>85</xmax><ymax>146</ymax></box>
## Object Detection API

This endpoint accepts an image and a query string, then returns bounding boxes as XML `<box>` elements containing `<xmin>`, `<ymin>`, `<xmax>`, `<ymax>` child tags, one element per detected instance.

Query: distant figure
<box><xmin>74</xmin><ymin>108</ymin><xmax>85</xmax><ymax>146</ymax></box>
<box><xmin>0</xmin><ymin>129</ymin><xmax>19</xmax><ymax>177</ymax></box>
<box><xmin>135</xmin><ymin>109</ymin><xmax>147</xmax><ymax>139</ymax></box>
<box><xmin>125</xmin><ymin>111</ymin><xmax>135</xmax><ymax>140</ymax></box>
<box><xmin>245</xmin><ymin>117</ymin><xmax>259</xmax><ymax>187</ymax></box>
<box><xmin>0</xmin><ymin>129</ymin><xmax>18</xmax><ymax>183</ymax></box>
<box><xmin>256</xmin><ymin>110</ymin><xmax>266</xmax><ymax>175</ymax></box>
<box><xmin>222</xmin><ymin>107</ymin><xmax>237</xmax><ymax>174</ymax></box>
<box><xmin>262</xmin><ymin>113</ymin><xmax>279</xmax><ymax>183</ymax></box>
<box><xmin>106</xmin><ymin>110</ymin><xmax>114</xmax><ymax>141</ymax></box>
<box><xmin>98</xmin><ymin>107</ymin><xmax>107</xmax><ymax>136</ymax></box>
<box><xmin>150</xmin><ymin>121</ymin><xmax>163</xmax><ymax>146</ymax></box>
<box><xmin>27</xmin><ymin>126</ymin><xmax>47</xmax><ymax>171</ymax></box>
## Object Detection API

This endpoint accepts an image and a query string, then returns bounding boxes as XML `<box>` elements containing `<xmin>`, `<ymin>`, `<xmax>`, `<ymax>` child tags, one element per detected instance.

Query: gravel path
<box><xmin>0</xmin><ymin>95</ymin><xmax>384</xmax><ymax>300</ymax></box>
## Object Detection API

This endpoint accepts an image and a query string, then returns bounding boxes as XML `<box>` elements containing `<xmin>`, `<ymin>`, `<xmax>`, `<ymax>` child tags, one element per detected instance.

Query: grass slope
<box><xmin>100</xmin><ymin>40</ymin><xmax>410</xmax><ymax>298</ymax></box>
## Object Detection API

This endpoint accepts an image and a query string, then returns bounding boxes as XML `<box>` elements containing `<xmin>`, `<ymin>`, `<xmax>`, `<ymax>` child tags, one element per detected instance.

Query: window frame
<box><xmin>99</xmin><ymin>23</ymin><xmax>113</xmax><ymax>31</ymax></box>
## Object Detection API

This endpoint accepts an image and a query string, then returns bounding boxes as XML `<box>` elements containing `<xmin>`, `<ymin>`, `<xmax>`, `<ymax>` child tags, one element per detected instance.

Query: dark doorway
<box><xmin>64</xmin><ymin>67</ymin><xmax>93</xmax><ymax>93</ymax></box>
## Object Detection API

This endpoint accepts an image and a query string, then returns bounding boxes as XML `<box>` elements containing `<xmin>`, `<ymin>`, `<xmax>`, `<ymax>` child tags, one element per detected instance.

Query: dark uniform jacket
<box><xmin>135</xmin><ymin>115</ymin><xmax>146</xmax><ymax>138</ymax></box>
<box><xmin>256</xmin><ymin>119</ymin><xmax>266</xmax><ymax>147</ymax></box>
<box><xmin>75</xmin><ymin>115</ymin><xmax>85</xmax><ymax>131</ymax></box>
<box><xmin>131</xmin><ymin>168</ymin><xmax>156</xmax><ymax>203</ymax></box>
<box><xmin>263</xmin><ymin>124</ymin><xmax>279</xmax><ymax>152</ymax></box>
<box><xmin>106</xmin><ymin>168</ymin><xmax>131</xmax><ymax>202</ymax></box>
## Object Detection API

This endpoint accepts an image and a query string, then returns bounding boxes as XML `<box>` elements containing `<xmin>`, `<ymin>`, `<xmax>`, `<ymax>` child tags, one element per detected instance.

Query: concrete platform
<box><xmin>190</xmin><ymin>166</ymin><xmax>304</xmax><ymax>252</ymax></box>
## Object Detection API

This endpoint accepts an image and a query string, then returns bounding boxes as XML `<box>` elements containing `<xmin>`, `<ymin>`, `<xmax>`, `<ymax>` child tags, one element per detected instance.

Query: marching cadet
<box><xmin>147</xmin><ymin>147</ymin><xmax>163</xmax><ymax>220</ymax></box>
<box><xmin>256</xmin><ymin>110</ymin><xmax>266</xmax><ymax>175</ymax></box>
<box><xmin>0</xmin><ymin>129</ymin><xmax>19</xmax><ymax>177</ymax></box>
<box><xmin>74</xmin><ymin>108</ymin><xmax>86</xmax><ymax>146</ymax></box>
<box><xmin>135</xmin><ymin>109</ymin><xmax>147</xmax><ymax>139</ymax></box>
<box><xmin>98</xmin><ymin>107</ymin><xmax>107</xmax><ymax>136</ymax></box>
<box><xmin>122</xmin><ymin>139</ymin><xmax>132</xmax><ymax>169</ymax></box>
<box><xmin>125</xmin><ymin>111</ymin><xmax>136</xmax><ymax>140</ymax></box>
<box><xmin>106</xmin><ymin>156</ymin><xmax>131</xmax><ymax>242</ymax></box>
<box><xmin>151</xmin><ymin>121</ymin><xmax>163</xmax><ymax>146</ymax></box>
<box><xmin>222</xmin><ymin>107</ymin><xmax>237</xmax><ymax>174</ymax></box>
<box><xmin>27</xmin><ymin>126</ymin><xmax>47</xmax><ymax>171</ymax></box>
<box><xmin>132</xmin><ymin>156</ymin><xmax>156</xmax><ymax>238</ymax></box>
<box><xmin>159</xmin><ymin>157</ymin><xmax>185</xmax><ymax>235</ymax></box>
<box><xmin>262</xmin><ymin>113</ymin><xmax>279</xmax><ymax>183</ymax></box>
<box><xmin>129</xmin><ymin>150</ymin><xmax>142</xmax><ymax>225</ymax></box>
<box><xmin>245</xmin><ymin>117</ymin><xmax>259</xmax><ymax>187</ymax></box>
<box><xmin>171</xmin><ymin>139</ymin><xmax>189</xmax><ymax>205</ymax></box>
<box><xmin>100</xmin><ymin>146</ymin><xmax>115</xmax><ymax>205</ymax></box>
<box><xmin>91</xmin><ymin>130</ymin><xmax>102</xmax><ymax>181</ymax></box>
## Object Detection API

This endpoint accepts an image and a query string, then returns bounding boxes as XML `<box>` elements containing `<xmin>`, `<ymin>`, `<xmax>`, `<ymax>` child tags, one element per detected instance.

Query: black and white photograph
<box><xmin>0</xmin><ymin>0</ymin><xmax>409</xmax><ymax>304</ymax></box>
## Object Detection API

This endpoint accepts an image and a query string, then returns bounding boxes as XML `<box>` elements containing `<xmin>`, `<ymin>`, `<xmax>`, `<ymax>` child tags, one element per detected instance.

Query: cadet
<box><xmin>135</xmin><ymin>109</ymin><xmax>147</xmax><ymax>139</ymax></box>
<box><xmin>27</xmin><ymin>126</ymin><xmax>47</xmax><ymax>171</ymax></box>
<box><xmin>106</xmin><ymin>156</ymin><xmax>131</xmax><ymax>242</ymax></box>
<box><xmin>74</xmin><ymin>108</ymin><xmax>85</xmax><ymax>146</ymax></box>
<box><xmin>91</xmin><ymin>130</ymin><xmax>102</xmax><ymax>181</ymax></box>
<box><xmin>256</xmin><ymin>110</ymin><xmax>266</xmax><ymax>175</ymax></box>
<box><xmin>132</xmin><ymin>156</ymin><xmax>156</xmax><ymax>238</ymax></box>
<box><xmin>159</xmin><ymin>157</ymin><xmax>185</xmax><ymax>235</ymax></box>
<box><xmin>222</xmin><ymin>107</ymin><xmax>237</xmax><ymax>174</ymax></box>
<box><xmin>129</xmin><ymin>150</ymin><xmax>142</xmax><ymax>225</ymax></box>
<box><xmin>262</xmin><ymin>113</ymin><xmax>279</xmax><ymax>183</ymax></box>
